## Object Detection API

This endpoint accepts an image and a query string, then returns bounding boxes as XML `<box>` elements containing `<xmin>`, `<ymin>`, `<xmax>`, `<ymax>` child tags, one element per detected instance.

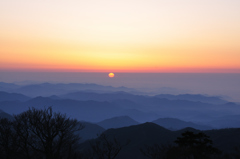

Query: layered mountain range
<box><xmin>0</xmin><ymin>82</ymin><xmax>240</xmax><ymax>129</ymax></box>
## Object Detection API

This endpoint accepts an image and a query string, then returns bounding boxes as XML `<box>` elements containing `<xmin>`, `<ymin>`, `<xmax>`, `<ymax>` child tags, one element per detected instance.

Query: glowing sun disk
<box><xmin>108</xmin><ymin>73</ymin><xmax>114</xmax><ymax>78</ymax></box>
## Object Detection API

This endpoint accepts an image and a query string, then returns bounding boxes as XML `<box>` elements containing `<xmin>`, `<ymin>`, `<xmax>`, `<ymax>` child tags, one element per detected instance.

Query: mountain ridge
<box><xmin>97</xmin><ymin>116</ymin><xmax>139</xmax><ymax>129</ymax></box>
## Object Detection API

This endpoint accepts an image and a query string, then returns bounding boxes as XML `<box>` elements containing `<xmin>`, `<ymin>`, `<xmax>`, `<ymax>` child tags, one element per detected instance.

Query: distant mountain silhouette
<box><xmin>0</xmin><ymin>82</ymin><xmax>20</xmax><ymax>92</ymax></box>
<box><xmin>62</xmin><ymin>91</ymin><xmax>219</xmax><ymax>110</ymax></box>
<box><xmin>48</xmin><ymin>95</ymin><xmax>62</xmax><ymax>100</ymax></box>
<box><xmin>0</xmin><ymin>91</ymin><xmax>31</xmax><ymax>102</ymax></box>
<box><xmin>97</xmin><ymin>116</ymin><xmax>139</xmax><ymax>129</ymax></box>
<box><xmin>152</xmin><ymin>118</ymin><xmax>212</xmax><ymax>130</ymax></box>
<box><xmin>61</xmin><ymin>91</ymin><xmax>147</xmax><ymax>102</ymax></box>
<box><xmin>0</xmin><ymin>94</ymin><xmax>240</xmax><ymax>127</ymax></box>
<box><xmin>155</xmin><ymin>94</ymin><xmax>227</xmax><ymax>104</ymax></box>
<box><xmin>0</xmin><ymin>96</ymin><xmax>124</xmax><ymax>122</ymax></box>
<box><xmin>60</xmin><ymin>91</ymin><xmax>240</xmax><ymax>123</ymax></box>
<box><xmin>207</xmin><ymin>114</ymin><xmax>240</xmax><ymax>128</ymax></box>
<box><xmin>11</xmin><ymin>83</ymin><xmax>138</xmax><ymax>97</ymax></box>
<box><xmin>78</xmin><ymin>122</ymin><xmax>105</xmax><ymax>142</ymax></box>
<box><xmin>0</xmin><ymin>82</ymin><xmax>230</xmax><ymax>105</ymax></box>
<box><xmin>0</xmin><ymin>83</ymin><xmax>239</xmax><ymax>128</ymax></box>
<box><xmin>118</xmin><ymin>108</ymin><xmax>160</xmax><ymax>123</ymax></box>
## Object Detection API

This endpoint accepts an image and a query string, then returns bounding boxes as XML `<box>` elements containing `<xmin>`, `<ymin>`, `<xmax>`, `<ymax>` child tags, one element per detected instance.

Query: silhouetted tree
<box><xmin>174</xmin><ymin>131</ymin><xmax>221</xmax><ymax>159</ymax></box>
<box><xmin>89</xmin><ymin>134</ymin><xmax>130</xmax><ymax>159</ymax></box>
<box><xmin>13</xmin><ymin>107</ymin><xmax>84</xmax><ymax>159</ymax></box>
<box><xmin>231</xmin><ymin>146</ymin><xmax>240</xmax><ymax>159</ymax></box>
<box><xmin>140</xmin><ymin>144</ymin><xmax>174</xmax><ymax>159</ymax></box>
<box><xmin>141</xmin><ymin>131</ymin><xmax>221</xmax><ymax>159</ymax></box>
<box><xmin>0</xmin><ymin>118</ymin><xmax>19</xmax><ymax>159</ymax></box>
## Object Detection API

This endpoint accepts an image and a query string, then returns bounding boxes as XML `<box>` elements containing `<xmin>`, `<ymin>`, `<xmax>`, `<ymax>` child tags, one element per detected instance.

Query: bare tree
<box><xmin>90</xmin><ymin>134</ymin><xmax>130</xmax><ymax>159</ymax></box>
<box><xmin>0</xmin><ymin>118</ymin><xmax>19</xmax><ymax>159</ymax></box>
<box><xmin>14</xmin><ymin>107</ymin><xmax>84</xmax><ymax>159</ymax></box>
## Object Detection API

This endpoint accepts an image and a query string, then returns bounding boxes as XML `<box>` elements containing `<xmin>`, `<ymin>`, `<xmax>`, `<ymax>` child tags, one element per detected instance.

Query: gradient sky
<box><xmin>1</xmin><ymin>0</ymin><xmax>240</xmax><ymax>72</ymax></box>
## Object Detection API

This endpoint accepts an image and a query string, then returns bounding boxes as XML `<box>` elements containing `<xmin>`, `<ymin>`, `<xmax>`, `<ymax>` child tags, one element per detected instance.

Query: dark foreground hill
<box><xmin>78</xmin><ymin>122</ymin><xmax>105</xmax><ymax>142</ymax></box>
<box><xmin>79</xmin><ymin>122</ymin><xmax>240</xmax><ymax>159</ymax></box>
<box><xmin>79</xmin><ymin>123</ymin><xmax>180</xmax><ymax>159</ymax></box>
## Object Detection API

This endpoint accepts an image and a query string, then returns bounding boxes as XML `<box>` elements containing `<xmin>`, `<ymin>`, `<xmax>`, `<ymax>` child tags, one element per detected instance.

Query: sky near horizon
<box><xmin>1</xmin><ymin>0</ymin><xmax>240</xmax><ymax>73</ymax></box>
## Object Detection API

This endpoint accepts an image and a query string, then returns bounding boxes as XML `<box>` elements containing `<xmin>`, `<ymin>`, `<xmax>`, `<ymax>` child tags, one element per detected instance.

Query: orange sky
<box><xmin>0</xmin><ymin>0</ymin><xmax>240</xmax><ymax>73</ymax></box>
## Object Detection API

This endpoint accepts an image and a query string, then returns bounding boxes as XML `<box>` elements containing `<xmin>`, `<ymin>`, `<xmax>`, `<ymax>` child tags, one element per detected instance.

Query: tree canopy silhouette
<box><xmin>89</xmin><ymin>133</ymin><xmax>130</xmax><ymax>159</ymax></box>
<box><xmin>0</xmin><ymin>107</ymin><xmax>84</xmax><ymax>159</ymax></box>
<box><xmin>14</xmin><ymin>107</ymin><xmax>84</xmax><ymax>159</ymax></box>
<box><xmin>0</xmin><ymin>118</ymin><xmax>19</xmax><ymax>159</ymax></box>
<box><xmin>173</xmin><ymin>131</ymin><xmax>221</xmax><ymax>159</ymax></box>
<box><xmin>141</xmin><ymin>131</ymin><xmax>221</xmax><ymax>159</ymax></box>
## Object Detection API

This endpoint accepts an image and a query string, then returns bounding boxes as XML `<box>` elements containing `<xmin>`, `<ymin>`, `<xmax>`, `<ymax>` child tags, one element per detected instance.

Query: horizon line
<box><xmin>0</xmin><ymin>68</ymin><xmax>240</xmax><ymax>74</ymax></box>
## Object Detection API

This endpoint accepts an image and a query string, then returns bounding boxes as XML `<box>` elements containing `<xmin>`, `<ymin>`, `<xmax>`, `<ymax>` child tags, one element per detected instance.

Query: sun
<box><xmin>108</xmin><ymin>73</ymin><xmax>115</xmax><ymax>78</ymax></box>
